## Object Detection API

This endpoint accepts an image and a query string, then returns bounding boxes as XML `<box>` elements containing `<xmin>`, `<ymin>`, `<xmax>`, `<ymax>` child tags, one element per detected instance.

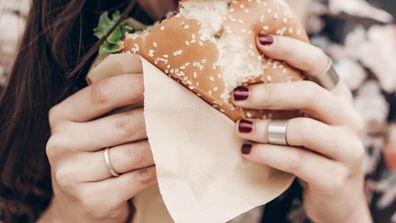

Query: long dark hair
<box><xmin>0</xmin><ymin>0</ymin><xmax>147</xmax><ymax>220</ymax></box>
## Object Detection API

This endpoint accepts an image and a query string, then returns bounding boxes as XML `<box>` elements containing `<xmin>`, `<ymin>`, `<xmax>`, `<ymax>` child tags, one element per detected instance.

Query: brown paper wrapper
<box><xmin>87</xmin><ymin>54</ymin><xmax>294</xmax><ymax>223</ymax></box>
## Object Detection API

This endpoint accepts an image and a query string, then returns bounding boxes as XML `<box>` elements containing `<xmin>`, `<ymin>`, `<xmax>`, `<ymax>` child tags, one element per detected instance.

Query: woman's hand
<box><xmin>233</xmin><ymin>34</ymin><xmax>371</xmax><ymax>223</ymax></box>
<box><xmin>39</xmin><ymin>74</ymin><xmax>155</xmax><ymax>223</ymax></box>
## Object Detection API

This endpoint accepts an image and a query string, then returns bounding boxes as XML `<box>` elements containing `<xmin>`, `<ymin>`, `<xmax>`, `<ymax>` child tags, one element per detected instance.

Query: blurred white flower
<box><xmin>354</xmin><ymin>81</ymin><xmax>389</xmax><ymax>134</ymax></box>
<box><xmin>339</xmin><ymin>25</ymin><xmax>396</xmax><ymax>93</ymax></box>
<box><xmin>360</xmin><ymin>25</ymin><xmax>396</xmax><ymax>93</ymax></box>
<box><xmin>334</xmin><ymin>58</ymin><xmax>367</xmax><ymax>91</ymax></box>
<box><xmin>329</xmin><ymin>0</ymin><xmax>393</xmax><ymax>23</ymax></box>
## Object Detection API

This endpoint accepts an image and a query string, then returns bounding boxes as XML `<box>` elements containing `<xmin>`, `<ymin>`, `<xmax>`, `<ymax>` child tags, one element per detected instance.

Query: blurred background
<box><xmin>0</xmin><ymin>0</ymin><xmax>396</xmax><ymax>222</ymax></box>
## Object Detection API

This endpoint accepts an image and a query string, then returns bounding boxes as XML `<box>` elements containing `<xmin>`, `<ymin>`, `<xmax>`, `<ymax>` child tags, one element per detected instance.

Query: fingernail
<box><xmin>233</xmin><ymin>86</ymin><xmax>249</xmax><ymax>101</ymax></box>
<box><xmin>239</xmin><ymin>119</ymin><xmax>253</xmax><ymax>133</ymax></box>
<box><xmin>242</xmin><ymin>144</ymin><xmax>252</xmax><ymax>155</ymax></box>
<box><xmin>258</xmin><ymin>34</ymin><xmax>274</xmax><ymax>45</ymax></box>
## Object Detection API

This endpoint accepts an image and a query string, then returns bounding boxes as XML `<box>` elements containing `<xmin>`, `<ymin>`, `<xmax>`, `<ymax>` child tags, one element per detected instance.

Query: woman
<box><xmin>0</xmin><ymin>0</ymin><xmax>372</xmax><ymax>222</ymax></box>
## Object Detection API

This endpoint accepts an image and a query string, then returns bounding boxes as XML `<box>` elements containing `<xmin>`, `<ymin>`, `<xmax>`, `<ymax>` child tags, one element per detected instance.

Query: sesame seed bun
<box><xmin>123</xmin><ymin>0</ymin><xmax>309</xmax><ymax>121</ymax></box>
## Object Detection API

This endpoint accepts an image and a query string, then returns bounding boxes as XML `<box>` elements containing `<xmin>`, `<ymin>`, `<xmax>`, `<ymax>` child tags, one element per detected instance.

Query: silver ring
<box><xmin>267</xmin><ymin>120</ymin><xmax>289</xmax><ymax>146</ymax></box>
<box><xmin>309</xmin><ymin>57</ymin><xmax>340</xmax><ymax>90</ymax></box>
<box><xmin>104</xmin><ymin>147</ymin><xmax>120</xmax><ymax>177</ymax></box>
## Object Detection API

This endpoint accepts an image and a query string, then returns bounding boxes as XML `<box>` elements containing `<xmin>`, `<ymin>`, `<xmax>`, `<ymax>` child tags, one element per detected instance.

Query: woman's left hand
<box><xmin>232</xmin><ymin>34</ymin><xmax>371</xmax><ymax>223</ymax></box>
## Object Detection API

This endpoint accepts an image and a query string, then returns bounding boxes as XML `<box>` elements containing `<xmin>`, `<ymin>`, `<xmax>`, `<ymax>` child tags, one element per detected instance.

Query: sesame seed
<box><xmin>153</xmin><ymin>42</ymin><xmax>158</xmax><ymax>48</ymax></box>
<box><xmin>160</xmin><ymin>26</ymin><xmax>165</xmax><ymax>31</ymax></box>
<box><xmin>173</xmin><ymin>50</ymin><xmax>183</xmax><ymax>56</ymax></box>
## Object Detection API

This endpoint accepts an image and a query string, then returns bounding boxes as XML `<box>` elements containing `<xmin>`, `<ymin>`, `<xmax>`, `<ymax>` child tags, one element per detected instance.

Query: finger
<box><xmin>257</xmin><ymin>35</ymin><xmax>327</xmax><ymax>77</ymax></box>
<box><xmin>256</xmin><ymin>34</ymin><xmax>350</xmax><ymax>98</ymax></box>
<box><xmin>80</xmin><ymin>166</ymin><xmax>157</xmax><ymax>211</ymax></box>
<box><xmin>50</xmin><ymin>74</ymin><xmax>143</xmax><ymax>123</ymax></box>
<box><xmin>242</xmin><ymin>143</ymin><xmax>346</xmax><ymax>192</ymax></box>
<box><xmin>71</xmin><ymin>140</ymin><xmax>154</xmax><ymax>182</ymax></box>
<box><xmin>58</xmin><ymin>108</ymin><xmax>147</xmax><ymax>152</ymax></box>
<box><xmin>232</xmin><ymin>81</ymin><xmax>361</xmax><ymax>129</ymax></box>
<box><xmin>236</xmin><ymin>117</ymin><xmax>362</xmax><ymax>162</ymax></box>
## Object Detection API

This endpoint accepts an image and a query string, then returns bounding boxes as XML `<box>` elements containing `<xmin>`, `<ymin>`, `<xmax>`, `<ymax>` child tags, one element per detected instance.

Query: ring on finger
<box><xmin>104</xmin><ymin>147</ymin><xmax>120</xmax><ymax>177</ymax></box>
<box><xmin>308</xmin><ymin>57</ymin><xmax>340</xmax><ymax>90</ymax></box>
<box><xmin>267</xmin><ymin>119</ymin><xmax>289</xmax><ymax>146</ymax></box>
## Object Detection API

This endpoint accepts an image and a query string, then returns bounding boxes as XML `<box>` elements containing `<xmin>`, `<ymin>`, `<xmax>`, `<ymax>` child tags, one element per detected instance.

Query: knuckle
<box><xmin>46</xmin><ymin>135</ymin><xmax>67</xmax><ymax>162</ymax></box>
<box><xmin>77</xmin><ymin>189</ymin><xmax>105</xmax><ymax>219</ymax></box>
<box><xmin>48</xmin><ymin>105</ymin><xmax>64</xmax><ymax>130</ymax></box>
<box><xmin>251</xmin><ymin>85</ymin><xmax>272</xmax><ymax>107</ymax></box>
<box><xmin>135</xmin><ymin>168</ymin><xmax>155</xmax><ymax>185</ymax></box>
<box><xmin>351</xmin><ymin>140</ymin><xmax>365</xmax><ymax>163</ymax></box>
<box><xmin>54</xmin><ymin>168</ymin><xmax>76</xmax><ymax>190</ymax></box>
<box><xmin>115</xmin><ymin>114</ymin><xmax>137</xmax><ymax>138</ymax></box>
<box><xmin>90</xmin><ymin>80</ymin><xmax>110</xmax><ymax>105</ymax></box>
<box><xmin>340</xmin><ymin>128</ymin><xmax>365</xmax><ymax>163</ymax></box>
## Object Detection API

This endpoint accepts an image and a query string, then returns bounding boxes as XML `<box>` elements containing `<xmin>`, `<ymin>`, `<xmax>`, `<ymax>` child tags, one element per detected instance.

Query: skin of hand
<box><xmin>233</xmin><ymin>34</ymin><xmax>372</xmax><ymax>223</ymax></box>
<box><xmin>38</xmin><ymin>72</ymin><xmax>156</xmax><ymax>223</ymax></box>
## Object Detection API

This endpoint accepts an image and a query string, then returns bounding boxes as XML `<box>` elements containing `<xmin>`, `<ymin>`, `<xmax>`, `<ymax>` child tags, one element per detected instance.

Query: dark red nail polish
<box><xmin>258</xmin><ymin>34</ymin><xmax>274</xmax><ymax>45</ymax></box>
<box><xmin>242</xmin><ymin>144</ymin><xmax>252</xmax><ymax>155</ymax></box>
<box><xmin>239</xmin><ymin>119</ymin><xmax>253</xmax><ymax>133</ymax></box>
<box><xmin>233</xmin><ymin>86</ymin><xmax>249</xmax><ymax>101</ymax></box>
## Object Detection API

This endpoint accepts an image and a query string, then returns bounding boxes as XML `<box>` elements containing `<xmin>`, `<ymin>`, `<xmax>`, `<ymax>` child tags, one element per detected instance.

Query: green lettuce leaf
<box><xmin>94</xmin><ymin>11</ymin><xmax>136</xmax><ymax>54</ymax></box>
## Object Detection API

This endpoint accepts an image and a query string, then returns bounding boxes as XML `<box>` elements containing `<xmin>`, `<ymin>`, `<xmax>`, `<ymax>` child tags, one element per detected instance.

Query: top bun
<box><xmin>118</xmin><ymin>0</ymin><xmax>309</xmax><ymax>121</ymax></box>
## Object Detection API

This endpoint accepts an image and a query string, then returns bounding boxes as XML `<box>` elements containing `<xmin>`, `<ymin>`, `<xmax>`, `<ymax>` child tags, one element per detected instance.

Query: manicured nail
<box><xmin>233</xmin><ymin>86</ymin><xmax>249</xmax><ymax>101</ymax></box>
<box><xmin>239</xmin><ymin>119</ymin><xmax>253</xmax><ymax>133</ymax></box>
<box><xmin>258</xmin><ymin>34</ymin><xmax>274</xmax><ymax>45</ymax></box>
<box><xmin>242</xmin><ymin>144</ymin><xmax>252</xmax><ymax>155</ymax></box>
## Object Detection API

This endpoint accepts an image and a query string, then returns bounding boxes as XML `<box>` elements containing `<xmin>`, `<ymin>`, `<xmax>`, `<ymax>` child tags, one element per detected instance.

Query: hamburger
<box><xmin>88</xmin><ymin>0</ymin><xmax>309</xmax><ymax>121</ymax></box>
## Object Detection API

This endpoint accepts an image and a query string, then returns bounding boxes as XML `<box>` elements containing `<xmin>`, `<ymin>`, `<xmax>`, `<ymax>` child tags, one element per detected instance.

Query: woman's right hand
<box><xmin>39</xmin><ymin>74</ymin><xmax>156</xmax><ymax>223</ymax></box>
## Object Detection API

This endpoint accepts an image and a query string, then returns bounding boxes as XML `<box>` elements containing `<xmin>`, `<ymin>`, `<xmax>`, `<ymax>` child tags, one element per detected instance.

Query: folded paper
<box><xmin>87</xmin><ymin>54</ymin><xmax>294</xmax><ymax>223</ymax></box>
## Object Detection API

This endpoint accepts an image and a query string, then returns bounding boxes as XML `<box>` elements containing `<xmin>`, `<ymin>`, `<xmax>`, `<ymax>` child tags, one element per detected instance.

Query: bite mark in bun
<box><xmin>91</xmin><ymin>0</ymin><xmax>310</xmax><ymax>121</ymax></box>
